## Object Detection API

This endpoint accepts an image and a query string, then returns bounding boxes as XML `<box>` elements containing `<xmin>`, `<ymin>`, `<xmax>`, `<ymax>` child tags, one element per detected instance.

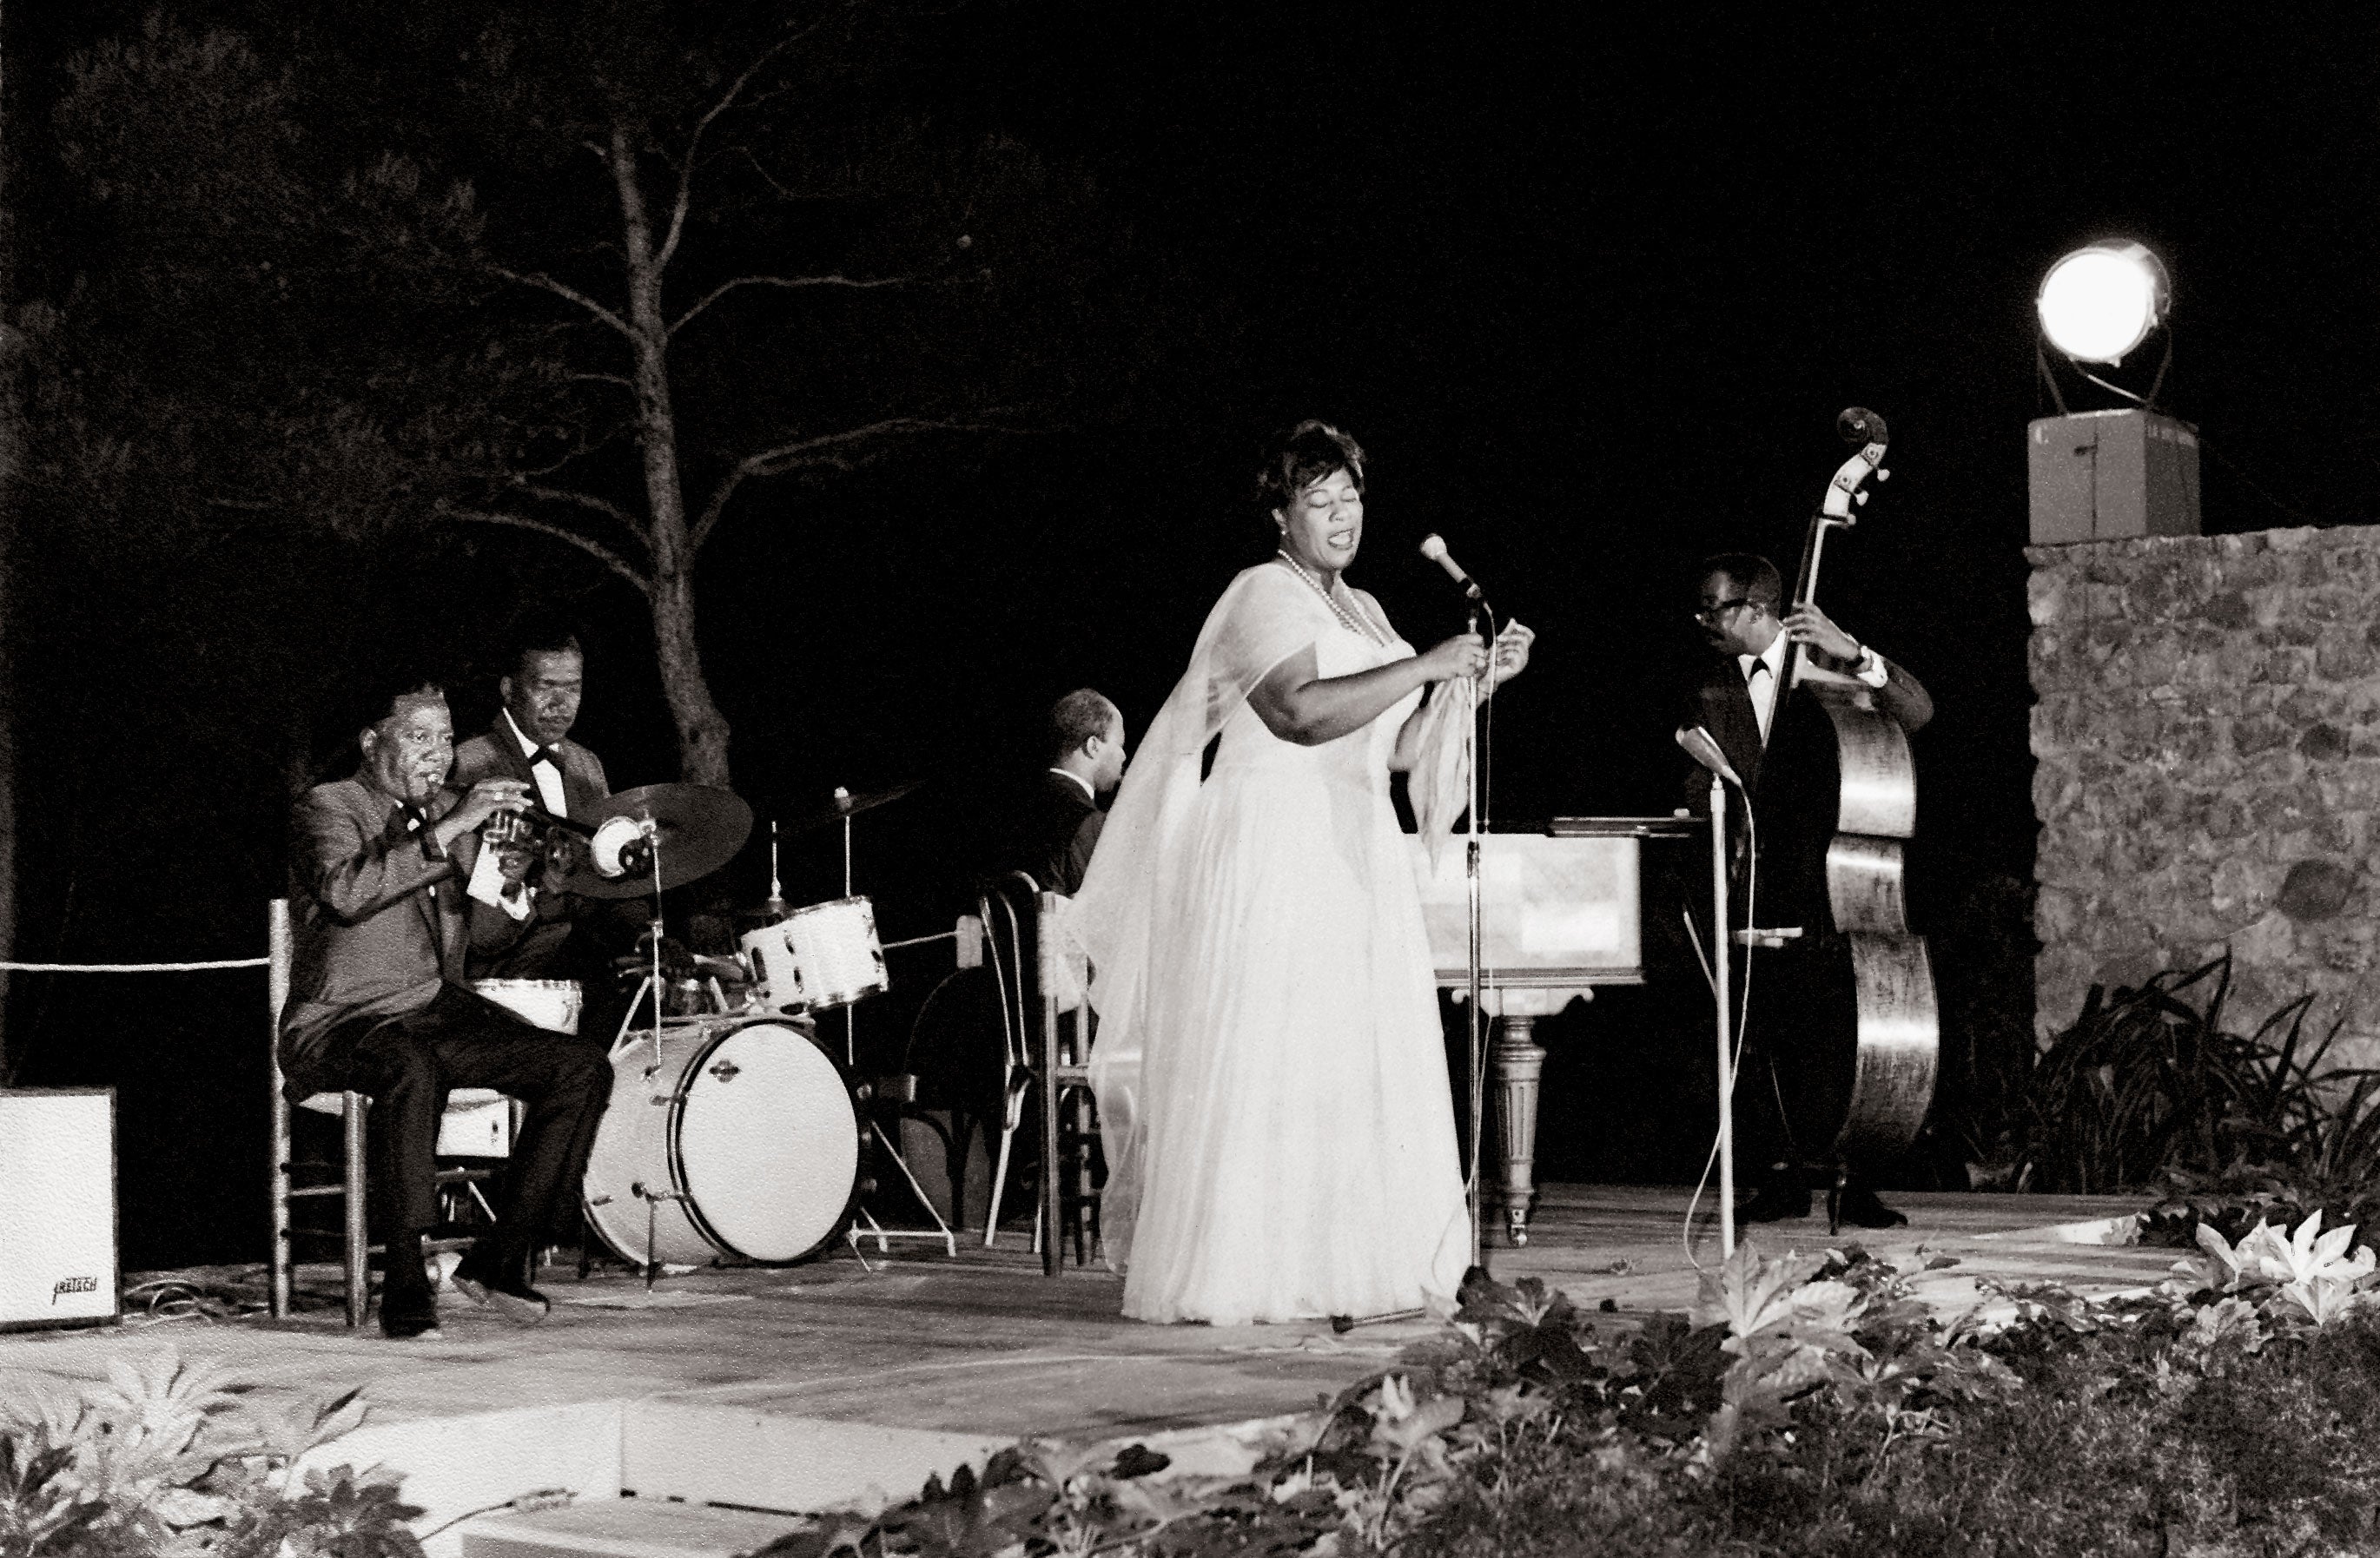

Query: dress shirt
<box><xmin>505</xmin><ymin>706</ymin><xmax>570</xmax><ymax>817</ymax></box>
<box><xmin>1738</xmin><ymin>633</ymin><xmax>1789</xmax><ymax>744</ymax></box>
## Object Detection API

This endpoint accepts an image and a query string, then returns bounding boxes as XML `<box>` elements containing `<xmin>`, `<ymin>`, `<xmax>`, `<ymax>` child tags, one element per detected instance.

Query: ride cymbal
<box><xmin>547</xmin><ymin>782</ymin><xmax>755</xmax><ymax>899</ymax></box>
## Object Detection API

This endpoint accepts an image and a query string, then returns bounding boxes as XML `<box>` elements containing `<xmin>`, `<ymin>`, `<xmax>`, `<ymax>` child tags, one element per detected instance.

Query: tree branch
<box><xmin>656</xmin><ymin>24</ymin><xmax>817</xmax><ymax>274</ymax></box>
<box><xmin>437</xmin><ymin>504</ymin><xmax>652</xmax><ymax>595</ymax></box>
<box><xmin>690</xmin><ymin>415</ymin><xmax>1015</xmax><ymax>553</ymax></box>
<box><xmin>490</xmin><ymin>266</ymin><xmax>632</xmax><ymax>338</ymax></box>
<box><xmin>669</xmin><ymin>270</ymin><xmax>949</xmax><ymax>336</ymax></box>
<box><xmin>510</xmin><ymin>481</ymin><xmax>650</xmax><ymax>541</ymax></box>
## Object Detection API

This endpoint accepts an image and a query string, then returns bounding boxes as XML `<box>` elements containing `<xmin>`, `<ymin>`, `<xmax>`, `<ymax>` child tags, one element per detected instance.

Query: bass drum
<box><xmin>584</xmin><ymin>1018</ymin><xmax>861</xmax><ymax>1266</ymax></box>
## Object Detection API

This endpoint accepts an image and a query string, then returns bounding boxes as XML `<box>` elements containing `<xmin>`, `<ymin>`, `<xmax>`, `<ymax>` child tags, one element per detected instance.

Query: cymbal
<box><xmin>547</xmin><ymin>782</ymin><xmax>755</xmax><ymax>900</ymax></box>
<box><xmin>777</xmin><ymin>781</ymin><xmax>922</xmax><ymax>836</ymax></box>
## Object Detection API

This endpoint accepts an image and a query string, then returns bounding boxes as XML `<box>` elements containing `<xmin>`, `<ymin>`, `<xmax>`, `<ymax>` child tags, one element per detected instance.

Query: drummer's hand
<box><xmin>1485</xmin><ymin>620</ymin><xmax>1536</xmax><ymax>690</ymax></box>
<box><xmin>1782</xmin><ymin>604</ymin><xmax>1861</xmax><ymax>662</ymax></box>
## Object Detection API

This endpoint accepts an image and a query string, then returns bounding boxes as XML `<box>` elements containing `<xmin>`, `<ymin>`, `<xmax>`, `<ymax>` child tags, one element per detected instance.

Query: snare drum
<box><xmin>582</xmin><ymin>1019</ymin><xmax>860</xmax><ymax>1265</ymax></box>
<box><xmin>470</xmin><ymin>978</ymin><xmax>583</xmax><ymax>1034</ymax></box>
<box><xmin>739</xmin><ymin>896</ymin><xmax>889</xmax><ymax>1012</ymax></box>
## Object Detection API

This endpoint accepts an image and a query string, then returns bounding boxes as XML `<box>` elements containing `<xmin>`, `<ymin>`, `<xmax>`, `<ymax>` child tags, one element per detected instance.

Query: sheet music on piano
<box><xmin>1409</xmin><ymin>817</ymin><xmax>1696</xmax><ymax>991</ymax></box>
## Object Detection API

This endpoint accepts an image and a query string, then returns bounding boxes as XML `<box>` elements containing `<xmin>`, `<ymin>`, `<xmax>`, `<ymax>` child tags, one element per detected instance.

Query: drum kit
<box><xmin>486</xmin><ymin>778</ymin><xmax>957</xmax><ymax>1278</ymax></box>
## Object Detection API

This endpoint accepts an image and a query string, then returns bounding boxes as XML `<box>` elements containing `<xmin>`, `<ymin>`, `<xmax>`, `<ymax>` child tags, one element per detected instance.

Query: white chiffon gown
<box><xmin>1073</xmin><ymin>562</ymin><xmax>1471</xmax><ymax>1324</ymax></box>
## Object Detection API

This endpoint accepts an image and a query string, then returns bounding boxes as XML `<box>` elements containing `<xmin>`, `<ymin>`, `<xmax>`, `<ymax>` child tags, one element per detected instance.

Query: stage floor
<box><xmin>0</xmin><ymin>1185</ymin><xmax>2165</xmax><ymax>1553</ymax></box>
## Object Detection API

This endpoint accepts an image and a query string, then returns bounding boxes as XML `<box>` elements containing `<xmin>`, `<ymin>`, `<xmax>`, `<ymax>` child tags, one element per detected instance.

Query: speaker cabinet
<box><xmin>0</xmin><ymin>1089</ymin><xmax>120</xmax><ymax>1330</ymax></box>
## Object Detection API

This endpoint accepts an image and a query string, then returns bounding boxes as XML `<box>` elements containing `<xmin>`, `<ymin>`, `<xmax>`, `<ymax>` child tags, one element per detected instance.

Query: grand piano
<box><xmin>1410</xmin><ymin>815</ymin><xmax>1702</xmax><ymax>1244</ymax></box>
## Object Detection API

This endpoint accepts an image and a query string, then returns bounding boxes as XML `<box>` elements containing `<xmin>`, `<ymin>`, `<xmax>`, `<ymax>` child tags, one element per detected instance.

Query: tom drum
<box><xmin>582</xmin><ymin>1019</ymin><xmax>860</xmax><ymax>1266</ymax></box>
<box><xmin>739</xmin><ymin>896</ymin><xmax>889</xmax><ymax>1012</ymax></box>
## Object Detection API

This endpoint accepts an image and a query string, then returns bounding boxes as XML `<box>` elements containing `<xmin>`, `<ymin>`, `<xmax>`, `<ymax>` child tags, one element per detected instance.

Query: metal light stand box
<box><xmin>2027</xmin><ymin>408</ymin><xmax>2201</xmax><ymax>545</ymax></box>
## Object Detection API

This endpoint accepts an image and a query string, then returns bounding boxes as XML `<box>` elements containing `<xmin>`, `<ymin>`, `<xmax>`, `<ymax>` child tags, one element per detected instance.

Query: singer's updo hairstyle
<box><xmin>1257</xmin><ymin>419</ymin><xmax>1366</xmax><ymax>518</ymax></box>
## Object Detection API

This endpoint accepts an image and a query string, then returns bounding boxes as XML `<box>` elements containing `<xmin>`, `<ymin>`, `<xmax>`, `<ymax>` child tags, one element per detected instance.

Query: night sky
<box><xmin>12</xmin><ymin>5</ymin><xmax>2380</xmax><ymax>1266</ymax></box>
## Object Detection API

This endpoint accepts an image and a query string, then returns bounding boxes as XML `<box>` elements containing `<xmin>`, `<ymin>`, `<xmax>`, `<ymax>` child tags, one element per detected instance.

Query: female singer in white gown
<box><xmin>1072</xmin><ymin>421</ymin><xmax>1534</xmax><ymax>1324</ymax></box>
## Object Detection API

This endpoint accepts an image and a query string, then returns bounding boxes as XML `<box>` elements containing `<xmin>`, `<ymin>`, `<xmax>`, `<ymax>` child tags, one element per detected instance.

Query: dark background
<box><xmin>10</xmin><ymin>5</ymin><xmax>2378</xmax><ymax>1267</ymax></box>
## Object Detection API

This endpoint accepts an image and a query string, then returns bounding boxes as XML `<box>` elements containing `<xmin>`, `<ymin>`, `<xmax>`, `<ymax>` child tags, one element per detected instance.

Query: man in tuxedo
<box><xmin>281</xmin><ymin>677</ymin><xmax>612</xmax><ymax>1339</ymax></box>
<box><xmin>1022</xmin><ymin>689</ymin><xmax>1128</xmax><ymax>895</ymax></box>
<box><xmin>453</xmin><ymin>621</ymin><xmax>640</xmax><ymax>1046</ymax></box>
<box><xmin>1686</xmin><ymin>552</ymin><xmax>1933</xmax><ymax>1228</ymax></box>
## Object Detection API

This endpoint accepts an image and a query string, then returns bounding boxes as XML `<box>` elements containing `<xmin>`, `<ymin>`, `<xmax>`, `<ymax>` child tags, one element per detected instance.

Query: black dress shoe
<box><xmin>452</xmin><ymin>1244</ymin><xmax>551</xmax><ymax>1324</ymax></box>
<box><xmin>379</xmin><ymin>1290</ymin><xmax>442</xmax><ymax>1340</ymax></box>
<box><xmin>1832</xmin><ymin>1185</ymin><xmax>1908</xmax><ymax>1230</ymax></box>
<box><xmin>1737</xmin><ymin>1182</ymin><xmax>1813</xmax><ymax>1224</ymax></box>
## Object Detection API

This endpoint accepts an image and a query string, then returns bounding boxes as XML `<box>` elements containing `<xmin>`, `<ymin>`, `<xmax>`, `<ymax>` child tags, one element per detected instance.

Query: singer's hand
<box><xmin>1417</xmin><ymin>631</ymin><xmax>1490</xmax><ymax>684</ymax></box>
<box><xmin>1484</xmin><ymin>620</ymin><xmax>1535</xmax><ymax>691</ymax></box>
<box><xmin>1782</xmin><ymin>604</ymin><xmax>1861</xmax><ymax>662</ymax></box>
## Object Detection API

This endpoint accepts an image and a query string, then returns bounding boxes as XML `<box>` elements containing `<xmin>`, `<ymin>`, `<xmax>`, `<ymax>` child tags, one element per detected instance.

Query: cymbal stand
<box><xmin>838</xmin><ymin>787</ymin><xmax>856</xmax><ymax>1068</ymax></box>
<box><xmin>608</xmin><ymin>815</ymin><xmax>672</xmax><ymax>1069</ymax></box>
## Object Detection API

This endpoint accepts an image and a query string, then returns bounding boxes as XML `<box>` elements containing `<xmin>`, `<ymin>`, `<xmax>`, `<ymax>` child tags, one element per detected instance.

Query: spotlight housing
<box><xmin>2037</xmin><ymin>241</ymin><xmax>2170</xmax><ymax>365</ymax></box>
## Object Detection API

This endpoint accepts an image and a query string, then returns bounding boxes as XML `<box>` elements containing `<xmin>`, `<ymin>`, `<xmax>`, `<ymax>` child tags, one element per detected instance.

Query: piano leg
<box><xmin>1490</xmin><ymin>1014</ymin><xmax>1546</xmax><ymax>1246</ymax></box>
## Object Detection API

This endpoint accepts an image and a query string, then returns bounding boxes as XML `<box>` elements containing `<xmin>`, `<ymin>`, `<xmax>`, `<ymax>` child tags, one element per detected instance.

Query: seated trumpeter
<box><xmin>278</xmin><ymin>673</ymin><xmax>612</xmax><ymax>1339</ymax></box>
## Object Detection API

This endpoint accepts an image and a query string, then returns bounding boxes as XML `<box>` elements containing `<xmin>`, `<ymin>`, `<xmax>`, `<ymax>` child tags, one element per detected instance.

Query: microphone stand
<box><xmin>1709</xmin><ymin>772</ymin><xmax>1736</xmax><ymax>1260</ymax></box>
<box><xmin>1463</xmin><ymin>602</ymin><xmax>1488</xmax><ymax>1275</ymax></box>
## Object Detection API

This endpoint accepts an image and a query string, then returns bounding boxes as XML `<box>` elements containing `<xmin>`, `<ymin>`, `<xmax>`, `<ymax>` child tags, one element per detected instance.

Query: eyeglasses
<box><xmin>1692</xmin><ymin>597</ymin><xmax>1753</xmax><ymax>623</ymax></box>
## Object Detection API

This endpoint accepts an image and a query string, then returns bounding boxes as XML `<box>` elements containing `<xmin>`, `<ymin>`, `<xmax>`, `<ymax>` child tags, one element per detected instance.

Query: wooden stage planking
<box><xmin>0</xmin><ymin>1185</ymin><xmax>2165</xmax><ymax>1551</ymax></box>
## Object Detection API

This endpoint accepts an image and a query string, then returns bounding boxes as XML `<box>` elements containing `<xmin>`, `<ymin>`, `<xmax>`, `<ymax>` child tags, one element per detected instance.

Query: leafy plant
<box><xmin>0</xmin><ymin>1350</ymin><xmax>411</xmax><ymax>1557</ymax></box>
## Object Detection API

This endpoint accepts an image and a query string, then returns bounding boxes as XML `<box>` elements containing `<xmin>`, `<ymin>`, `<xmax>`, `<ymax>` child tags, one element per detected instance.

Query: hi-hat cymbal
<box><xmin>778</xmin><ymin>781</ymin><xmax>922</xmax><ymax>836</ymax></box>
<box><xmin>547</xmin><ymin>782</ymin><xmax>755</xmax><ymax>899</ymax></box>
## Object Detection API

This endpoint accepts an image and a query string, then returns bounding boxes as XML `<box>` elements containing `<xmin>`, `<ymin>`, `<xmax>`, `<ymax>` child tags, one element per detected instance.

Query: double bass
<box><xmin>1752</xmin><ymin>408</ymin><xmax>1939</xmax><ymax>1219</ymax></box>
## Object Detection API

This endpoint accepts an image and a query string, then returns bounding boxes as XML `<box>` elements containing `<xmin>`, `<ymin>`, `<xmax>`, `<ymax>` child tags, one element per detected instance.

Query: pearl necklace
<box><xmin>1275</xmin><ymin>551</ymin><xmax>1387</xmax><ymax>647</ymax></box>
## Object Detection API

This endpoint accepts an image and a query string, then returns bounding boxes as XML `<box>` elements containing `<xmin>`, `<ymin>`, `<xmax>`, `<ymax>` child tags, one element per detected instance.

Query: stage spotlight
<box><xmin>2037</xmin><ymin>241</ymin><xmax>2169</xmax><ymax>364</ymax></box>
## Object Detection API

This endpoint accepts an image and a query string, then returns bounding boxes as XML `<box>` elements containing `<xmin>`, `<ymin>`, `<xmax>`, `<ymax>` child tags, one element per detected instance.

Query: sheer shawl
<box><xmin>1069</xmin><ymin>562</ymin><xmax>1471</xmax><ymax>1270</ymax></box>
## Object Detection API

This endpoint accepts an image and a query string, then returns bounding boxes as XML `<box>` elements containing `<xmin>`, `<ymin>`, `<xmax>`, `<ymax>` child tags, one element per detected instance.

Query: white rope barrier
<box><xmin>0</xmin><ymin>958</ymin><xmax>270</xmax><ymax>973</ymax></box>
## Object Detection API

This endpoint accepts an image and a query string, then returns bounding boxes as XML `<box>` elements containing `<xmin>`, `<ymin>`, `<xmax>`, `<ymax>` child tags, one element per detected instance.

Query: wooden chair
<box><xmin>263</xmin><ymin>901</ymin><xmax>516</xmax><ymax>1326</ymax></box>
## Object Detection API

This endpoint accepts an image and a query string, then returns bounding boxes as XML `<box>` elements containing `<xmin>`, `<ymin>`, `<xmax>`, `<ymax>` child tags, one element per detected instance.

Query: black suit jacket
<box><xmin>452</xmin><ymin>715</ymin><xmax>636</xmax><ymax>977</ymax></box>
<box><xmin>1018</xmin><ymin>770</ymin><xmax>1106</xmax><ymax>895</ymax></box>
<box><xmin>1683</xmin><ymin>644</ymin><xmax>1934</xmax><ymax>934</ymax></box>
<box><xmin>1683</xmin><ymin>644</ymin><xmax>1934</xmax><ymax>805</ymax></box>
<box><xmin>280</xmin><ymin>778</ymin><xmax>527</xmax><ymax>1087</ymax></box>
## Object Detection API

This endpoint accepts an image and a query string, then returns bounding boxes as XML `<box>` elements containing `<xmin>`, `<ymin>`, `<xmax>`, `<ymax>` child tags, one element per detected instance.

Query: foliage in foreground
<box><xmin>769</xmin><ymin>1212</ymin><xmax>2380</xmax><ymax>1557</ymax></box>
<box><xmin>0</xmin><ymin>1352</ymin><xmax>409</xmax><ymax>1557</ymax></box>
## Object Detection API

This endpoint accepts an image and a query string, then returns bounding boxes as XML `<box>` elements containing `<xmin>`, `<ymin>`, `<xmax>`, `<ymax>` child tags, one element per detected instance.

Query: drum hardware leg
<box><xmin>864</xmin><ymin>1126</ymin><xmax>959</xmax><ymax>1258</ymax></box>
<box><xmin>631</xmin><ymin>1180</ymin><xmax>691</xmax><ymax>1291</ymax></box>
<box><xmin>1825</xmin><ymin>1163</ymin><xmax>1848</xmax><ymax>1238</ymax></box>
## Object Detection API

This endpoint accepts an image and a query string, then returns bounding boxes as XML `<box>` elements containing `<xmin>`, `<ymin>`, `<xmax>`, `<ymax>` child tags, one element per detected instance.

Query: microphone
<box><xmin>1418</xmin><ymin>534</ymin><xmax>1486</xmax><ymax>604</ymax></box>
<box><xmin>1675</xmin><ymin>725</ymin><xmax>1744</xmax><ymax>788</ymax></box>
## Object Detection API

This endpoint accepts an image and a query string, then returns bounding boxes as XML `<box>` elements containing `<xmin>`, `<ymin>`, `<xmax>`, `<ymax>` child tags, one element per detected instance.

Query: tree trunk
<box><xmin>612</xmin><ymin>122</ymin><xmax>731</xmax><ymax>786</ymax></box>
<box><xmin>0</xmin><ymin>0</ymin><xmax>22</xmax><ymax>1079</ymax></box>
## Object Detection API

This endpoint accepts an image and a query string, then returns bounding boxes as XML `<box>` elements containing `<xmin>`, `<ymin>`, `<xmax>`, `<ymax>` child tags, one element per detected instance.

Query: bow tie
<box><xmin>1744</xmin><ymin>660</ymin><xmax>1770</xmax><ymax>682</ymax></box>
<box><xmin>529</xmin><ymin>746</ymin><xmax>562</xmax><ymax>770</ymax></box>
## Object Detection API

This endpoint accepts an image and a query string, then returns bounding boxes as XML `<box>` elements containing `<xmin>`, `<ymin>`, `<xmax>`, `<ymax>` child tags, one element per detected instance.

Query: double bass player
<box><xmin>1686</xmin><ymin>551</ymin><xmax>1933</xmax><ymax>1228</ymax></box>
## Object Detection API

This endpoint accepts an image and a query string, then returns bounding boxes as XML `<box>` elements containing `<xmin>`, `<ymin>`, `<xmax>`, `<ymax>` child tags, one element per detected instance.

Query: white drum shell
<box><xmin>740</xmin><ymin>896</ymin><xmax>889</xmax><ymax>1012</ymax></box>
<box><xmin>583</xmin><ymin>1020</ymin><xmax>859</xmax><ymax>1266</ymax></box>
<box><xmin>471</xmin><ymin>978</ymin><xmax>583</xmax><ymax>1035</ymax></box>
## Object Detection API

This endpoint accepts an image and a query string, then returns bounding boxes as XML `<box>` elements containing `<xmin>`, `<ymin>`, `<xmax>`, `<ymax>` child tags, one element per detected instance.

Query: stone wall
<box><xmin>2030</xmin><ymin>525</ymin><xmax>2380</xmax><ymax>1059</ymax></box>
